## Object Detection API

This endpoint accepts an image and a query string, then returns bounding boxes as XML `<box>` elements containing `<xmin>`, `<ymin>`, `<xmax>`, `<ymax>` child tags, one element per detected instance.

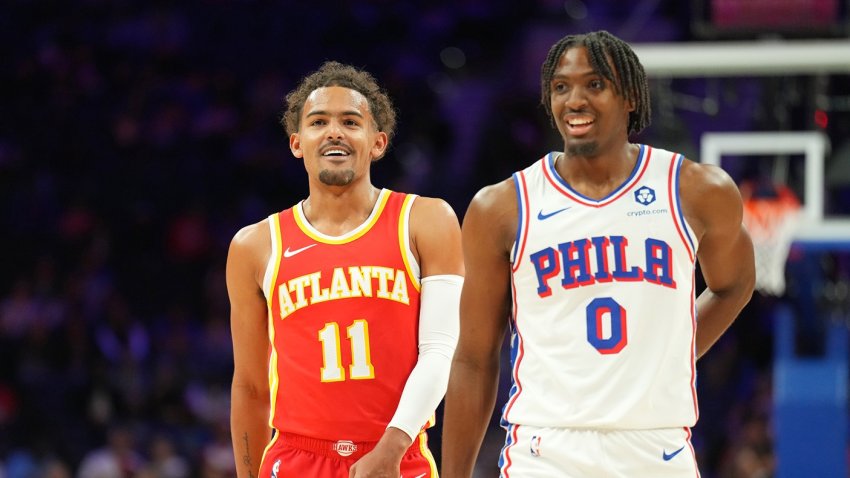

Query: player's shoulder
<box><xmin>678</xmin><ymin>157</ymin><xmax>739</xmax><ymax>197</ymax></box>
<box><xmin>462</xmin><ymin>177</ymin><xmax>519</xmax><ymax>249</ymax></box>
<box><xmin>675</xmin><ymin>156</ymin><xmax>743</xmax><ymax>235</ymax></box>
<box><xmin>226</xmin><ymin>216</ymin><xmax>274</xmax><ymax>281</ymax></box>
<box><xmin>230</xmin><ymin>216</ymin><xmax>272</xmax><ymax>252</ymax></box>
<box><xmin>469</xmin><ymin>177</ymin><xmax>518</xmax><ymax>215</ymax></box>
<box><xmin>407</xmin><ymin>194</ymin><xmax>460</xmax><ymax>226</ymax></box>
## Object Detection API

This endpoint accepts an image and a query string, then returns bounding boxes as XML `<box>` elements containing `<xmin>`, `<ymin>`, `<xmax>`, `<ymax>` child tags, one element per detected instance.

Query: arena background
<box><xmin>1</xmin><ymin>1</ymin><xmax>849</xmax><ymax>476</ymax></box>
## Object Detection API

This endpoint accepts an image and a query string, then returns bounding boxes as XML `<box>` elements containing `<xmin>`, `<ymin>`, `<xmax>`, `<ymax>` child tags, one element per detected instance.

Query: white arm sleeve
<box><xmin>387</xmin><ymin>274</ymin><xmax>463</xmax><ymax>441</ymax></box>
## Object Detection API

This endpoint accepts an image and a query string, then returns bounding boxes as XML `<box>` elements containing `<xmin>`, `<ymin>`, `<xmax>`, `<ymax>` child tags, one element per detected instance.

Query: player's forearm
<box><xmin>231</xmin><ymin>386</ymin><xmax>271</xmax><ymax>478</ymax></box>
<box><xmin>374</xmin><ymin>426</ymin><xmax>413</xmax><ymax>463</ymax></box>
<box><xmin>388</xmin><ymin>352</ymin><xmax>453</xmax><ymax>439</ymax></box>
<box><xmin>388</xmin><ymin>274</ymin><xmax>461</xmax><ymax>439</ymax></box>
<box><xmin>441</xmin><ymin>358</ymin><xmax>500</xmax><ymax>478</ymax></box>
<box><xmin>350</xmin><ymin>427</ymin><xmax>411</xmax><ymax>478</ymax></box>
<box><xmin>695</xmin><ymin>281</ymin><xmax>754</xmax><ymax>358</ymax></box>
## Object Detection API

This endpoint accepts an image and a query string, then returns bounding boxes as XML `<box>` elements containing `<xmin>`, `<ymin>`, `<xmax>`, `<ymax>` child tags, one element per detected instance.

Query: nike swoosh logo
<box><xmin>400</xmin><ymin>473</ymin><xmax>427</xmax><ymax>478</ymax></box>
<box><xmin>662</xmin><ymin>445</ymin><xmax>685</xmax><ymax>461</ymax></box>
<box><xmin>283</xmin><ymin>244</ymin><xmax>317</xmax><ymax>258</ymax></box>
<box><xmin>537</xmin><ymin>207</ymin><xmax>571</xmax><ymax>220</ymax></box>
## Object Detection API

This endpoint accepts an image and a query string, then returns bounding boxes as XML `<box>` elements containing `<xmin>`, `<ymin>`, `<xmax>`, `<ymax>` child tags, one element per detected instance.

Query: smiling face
<box><xmin>289</xmin><ymin>86</ymin><xmax>388</xmax><ymax>187</ymax></box>
<box><xmin>549</xmin><ymin>47</ymin><xmax>634</xmax><ymax>158</ymax></box>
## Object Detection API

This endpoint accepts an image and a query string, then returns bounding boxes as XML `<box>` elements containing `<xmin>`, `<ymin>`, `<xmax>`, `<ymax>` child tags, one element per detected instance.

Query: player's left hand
<box><xmin>349</xmin><ymin>449</ymin><xmax>401</xmax><ymax>478</ymax></box>
<box><xmin>349</xmin><ymin>428</ymin><xmax>410</xmax><ymax>478</ymax></box>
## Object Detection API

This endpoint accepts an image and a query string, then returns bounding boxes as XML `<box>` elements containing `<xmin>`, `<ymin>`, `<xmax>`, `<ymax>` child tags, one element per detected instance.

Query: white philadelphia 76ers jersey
<box><xmin>504</xmin><ymin>144</ymin><xmax>699</xmax><ymax>430</ymax></box>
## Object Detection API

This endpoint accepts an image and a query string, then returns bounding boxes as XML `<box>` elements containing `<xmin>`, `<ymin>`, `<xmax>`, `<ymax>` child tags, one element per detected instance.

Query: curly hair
<box><xmin>282</xmin><ymin>61</ymin><xmax>397</xmax><ymax>144</ymax></box>
<box><xmin>540</xmin><ymin>30</ymin><xmax>651</xmax><ymax>135</ymax></box>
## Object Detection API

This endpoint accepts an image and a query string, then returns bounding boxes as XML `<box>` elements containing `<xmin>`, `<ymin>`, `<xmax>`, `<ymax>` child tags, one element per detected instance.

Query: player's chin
<box><xmin>318</xmin><ymin>169</ymin><xmax>355</xmax><ymax>186</ymax></box>
<box><xmin>565</xmin><ymin>140</ymin><xmax>599</xmax><ymax>157</ymax></box>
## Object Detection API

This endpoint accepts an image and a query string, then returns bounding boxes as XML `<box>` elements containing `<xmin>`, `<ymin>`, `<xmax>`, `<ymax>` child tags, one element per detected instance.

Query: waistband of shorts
<box><xmin>278</xmin><ymin>431</ymin><xmax>426</xmax><ymax>460</ymax></box>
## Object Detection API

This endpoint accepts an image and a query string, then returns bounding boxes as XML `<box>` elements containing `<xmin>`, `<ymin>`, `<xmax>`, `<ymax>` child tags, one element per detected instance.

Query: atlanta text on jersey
<box><xmin>276</xmin><ymin>266</ymin><xmax>411</xmax><ymax>319</ymax></box>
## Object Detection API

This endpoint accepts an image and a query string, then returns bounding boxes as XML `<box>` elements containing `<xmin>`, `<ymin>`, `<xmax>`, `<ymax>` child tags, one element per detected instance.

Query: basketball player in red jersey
<box><xmin>227</xmin><ymin>62</ymin><xmax>464</xmax><ymax>478</ymax></box>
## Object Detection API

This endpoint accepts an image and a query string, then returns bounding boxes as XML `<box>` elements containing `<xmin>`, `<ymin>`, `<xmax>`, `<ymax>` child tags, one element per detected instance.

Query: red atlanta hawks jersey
<box><xmin>262</xmin><ymin>189</ymin><xmax>425</xmax><ymax>441</ymax></box>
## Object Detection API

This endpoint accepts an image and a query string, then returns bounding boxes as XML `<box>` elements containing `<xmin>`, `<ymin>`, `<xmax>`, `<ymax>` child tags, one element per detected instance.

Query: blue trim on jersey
<box><xmin>500</xmin><ymin>327</ymin><xmax>521</xmax><ymax>429</ymax></box>
<box><xmin>546</xmin><ymin>144</ymin><xmax>646</xmax><ymax>203</ymax></box>
<box><xmin>511</xmin><ymin>172</ymin><xmax>524</xmax><ymax>264</ymax></box>
<box><xmin>673</xmin><ymin>155</ymin><xmax>696</xmax><ymax>253</ymax></box>
<box><xmin>497</xmin><ymin>423</ymin><xmax>516</xmax><ymax>470</ymax></box>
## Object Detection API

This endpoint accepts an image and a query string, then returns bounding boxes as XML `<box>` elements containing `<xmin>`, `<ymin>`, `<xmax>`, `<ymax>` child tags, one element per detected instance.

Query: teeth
<box><xmin>568</xmin><ymin>118</ymin><xmax>592</xmax><ymax>126</ymax></box>
<box><xmin>324</xmin><ymin>149</ymin><xmax>348</xmax><ymax>156</ymax></box>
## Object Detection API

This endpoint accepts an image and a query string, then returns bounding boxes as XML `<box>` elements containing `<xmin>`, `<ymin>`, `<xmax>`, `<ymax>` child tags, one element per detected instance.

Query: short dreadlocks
<box><xmin>540</xmin><ymin>30</ymin><xmax>650</xmax><ymax>135</ymax></box>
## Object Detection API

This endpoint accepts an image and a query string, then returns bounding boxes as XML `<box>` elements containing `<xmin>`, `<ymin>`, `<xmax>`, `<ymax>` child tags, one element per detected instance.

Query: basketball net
<box><xmin>739</xmin><ymin>180</ymin><xmax>802</xmax><ymax>296</ymax></box>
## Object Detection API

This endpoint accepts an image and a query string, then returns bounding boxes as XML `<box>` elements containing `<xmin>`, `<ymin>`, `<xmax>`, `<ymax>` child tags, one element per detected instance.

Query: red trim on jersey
<box><xmin>503</xmin><ymin>276</ymin><xmax>526</xmax><ymax>424</ymax></box>
<box><xmin>501</xmin><ymin>424</ymin><xmax>520</xmax><ymax>478</ymax></box>
<box><xmin>542</xmin><ymin>146</ymin><xmax>653</xmax><ymax>207</ymax></box>
<box><xmin>685</xmin><ymin>427</ymin><xmax>701</xmax><ymax>478</ymax></box>
<box><xmin>688</xmin><ymin>272</ymin><xmax>699</xmax><ymax>420</ymax></box>
<box><xmin>667</xmin><ymin>154</ymin><xmax>695</xmax><ymax>263</ymax></box>
<box><xmin>666</xmin><ymin>154</ymin><xmax>699</xmax><ymax>418</ymax></box>
<box><xmin>512</xmin><ymin>171</ymin><xmax>531</xmax><ymax>272</ymax></box>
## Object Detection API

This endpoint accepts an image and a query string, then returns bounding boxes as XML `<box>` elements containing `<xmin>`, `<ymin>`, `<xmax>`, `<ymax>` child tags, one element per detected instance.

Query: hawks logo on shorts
<box><xmin>333</xmin><ymin>440</ymin><xmax>357</xmax><ymax>457</ymax></box>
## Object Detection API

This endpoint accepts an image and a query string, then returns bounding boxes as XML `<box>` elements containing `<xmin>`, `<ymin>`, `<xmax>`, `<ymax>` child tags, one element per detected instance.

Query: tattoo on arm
<box><xmin>242</xmin><ymin>432</ymin><xmax>257</xmax><ymax>477</ymax></box>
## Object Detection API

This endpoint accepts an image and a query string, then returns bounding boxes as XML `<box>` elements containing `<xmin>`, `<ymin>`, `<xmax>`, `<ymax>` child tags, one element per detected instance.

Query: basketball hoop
<box><xmin>739</xmin><ymin>180</ymin><xmax>802</xmax><ymax>296</ymax></box>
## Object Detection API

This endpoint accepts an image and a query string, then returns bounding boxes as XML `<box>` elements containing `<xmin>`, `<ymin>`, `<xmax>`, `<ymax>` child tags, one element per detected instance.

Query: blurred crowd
<box><xmin>2</xmin><ymin>1</ymin><xmax>848</xmax><ymax>477</ymax></box>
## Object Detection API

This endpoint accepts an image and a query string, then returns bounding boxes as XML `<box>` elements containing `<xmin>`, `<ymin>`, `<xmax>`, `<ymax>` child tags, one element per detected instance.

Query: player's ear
<box><xmin>370</xmin><ymin>131</ymin><xmax>388</xmax><ymax>161</ymax></box>
<box><xmin>290</xmin><ymin>133</ymin><xmax>304</xmax><ymax>159</ymax></box>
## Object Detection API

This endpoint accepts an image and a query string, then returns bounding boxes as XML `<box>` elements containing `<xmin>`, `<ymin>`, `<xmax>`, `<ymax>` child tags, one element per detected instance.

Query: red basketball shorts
<box><xmin>259</xmin><ymin>430</ymin><xmax>438</xmax><ymax>478</ymax></box>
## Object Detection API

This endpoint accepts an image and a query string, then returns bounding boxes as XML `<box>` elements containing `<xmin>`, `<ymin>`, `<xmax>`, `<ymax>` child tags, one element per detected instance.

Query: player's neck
<box><xmin>555</xmin><ymin>142</ymin><xmax>639</xmax><ymax>199</ymax></box>
<box><xmin>302</xmin><ymin>182</ymin><xmax>381</xmax><ymax>236</ymax></box>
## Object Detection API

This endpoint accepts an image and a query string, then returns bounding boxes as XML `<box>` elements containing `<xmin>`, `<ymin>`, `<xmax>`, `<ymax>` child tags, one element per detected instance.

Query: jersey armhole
<box><xmin>399</xmin><ymin>194</ymin><xmax>421</xmax><ymax>291</ymax></box>
<box><xmin>668</xmin><ymin>155</ymin><xmax>698</xmax><ymax>262</ymax></box>
<box><xmin>262</xmin><ymin>213</ymin><xmax>283</xmax><ymax>304</ymax></box>
<box><xmin>510</xmin><ymin>172</ymin><xmax>530</xmax><ymax>271</ymax></box>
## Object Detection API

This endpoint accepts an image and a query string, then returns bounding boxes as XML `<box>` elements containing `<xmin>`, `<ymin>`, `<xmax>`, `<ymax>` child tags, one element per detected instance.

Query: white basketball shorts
<box><xmin>497</xmin><ymin>424</ymin><xmax>700</xmax><ymax>477</ymax></box>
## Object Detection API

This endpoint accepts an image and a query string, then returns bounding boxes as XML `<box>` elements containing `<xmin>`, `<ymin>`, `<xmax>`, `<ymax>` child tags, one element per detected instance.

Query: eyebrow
<box><xmin>304</xmin><ymin>110</ymin><xmax>365</xmax><ymax>118</ymax></box>
<box><xmin>552</xmin><ymin>70</ymin><xmax>600</xmax><ymax>80</ymax></box>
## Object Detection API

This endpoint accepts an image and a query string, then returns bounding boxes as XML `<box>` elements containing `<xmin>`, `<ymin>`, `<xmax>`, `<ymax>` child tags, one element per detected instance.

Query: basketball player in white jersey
<box><xmin>441</xmin><ymin>30</ymin><xmax>755</xmax><ymax>477</ymax></box>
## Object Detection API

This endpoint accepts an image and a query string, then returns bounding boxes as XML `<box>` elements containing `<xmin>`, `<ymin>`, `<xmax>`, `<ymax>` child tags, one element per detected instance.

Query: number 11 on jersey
<box><xmin>318</xmin><ymin>319</ymin><xmax>375</xmax><ymax>382</ymax></box>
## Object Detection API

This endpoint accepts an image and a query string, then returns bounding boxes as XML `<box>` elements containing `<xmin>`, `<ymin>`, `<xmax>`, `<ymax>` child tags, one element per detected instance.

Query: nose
<box><xmin>326</xmin><ymin>120</ymin><xmax>344</xmax><ymax>140</ymax></box>
<box><xmin>563</xmin><ymin>86</ymin><xmax>588</xmax><ymax>111</ymax></box>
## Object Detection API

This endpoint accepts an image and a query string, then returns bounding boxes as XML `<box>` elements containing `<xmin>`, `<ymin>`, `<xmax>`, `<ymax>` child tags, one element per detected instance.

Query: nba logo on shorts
<box><xmin>530</xmin><ymin>435</ymin><xmax>542</xmax><ymax>457</ymax></box>
<box><xmin>271</xmin><ymin>459</ymin><xmax>280</xmax><ymax>478</ymax></box>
